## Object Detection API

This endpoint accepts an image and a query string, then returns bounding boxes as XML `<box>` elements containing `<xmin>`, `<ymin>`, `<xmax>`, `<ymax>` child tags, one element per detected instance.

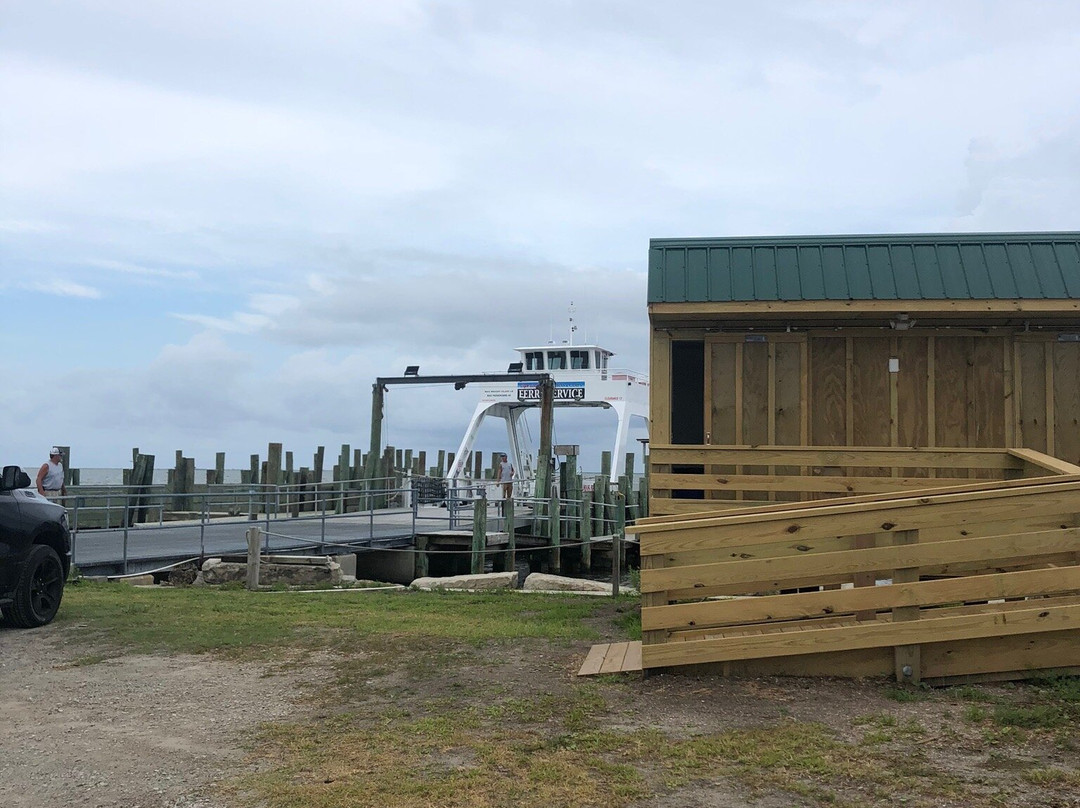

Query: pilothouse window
<box><xmin>548</xmin><ymin>351</ymin><xmax>567</xmax><ymax>370</ymax></box>
<box><xmin>570</xmin><ymin>350</ymin><xmax>589</xmax><ymax>369</ymax></box>
<box><xmin>525</xmin><ymin>352</ymin><xmax>544</xmax><ymax>370</ymax></box>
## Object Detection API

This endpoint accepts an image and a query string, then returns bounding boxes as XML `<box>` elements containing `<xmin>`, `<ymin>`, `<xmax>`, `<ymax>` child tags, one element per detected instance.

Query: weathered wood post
<box><xmin>613</xmin><ymin>491</ymin><xmax>626</xmax><ymax>594</ymax></box>
<box><xmin>580</xmin><ymin>488</ymin><xmax>592</xmax><ymax>571</ymax></box>
<box><xmin>549</xmin><ymin>491</ymin><xmax>560</xmax><ymax>572</ymax></box>
<box><xmin>267</xmin><ymin>442</ymin><xmax>282</xmax><ymax>517</ymax></box>
<box><xmin>367</xmin><ymin>382</ymin><xmax>385</xmax><ymax>510</ymax></box>
<box><xmin>536</xmin><ymin>378</ymin><xmax>555</xmax><ymax>501</ymax></box>
<box><xmin>335</xmin><ymin>444</ymin><xmax>349</xmax><ymax>514</ymax></box>
<box><xmin>414</xmin><ymin>536</ymin><xmax>429</xmax><ymax>579</ymax></box>
<box><xmin>892</xmin><ymin>529</ymin><xmax>922</xmax><ymax>684</ymax></box>
<box><xmin>472</xmin><ymin>492</ymin><xmax>488</xmax><ymax>574</ymax></box>
<box><xmin>246</xmin><ymin>527</ymin><xmax>261</xmax><ymax>590</ymax></box>
<box><xmin>565</xmin><ymin>452</ymin><xmax>580</xmax><ymax>570</ymax></box>
<box><xmin>504</xmin><ymin>495</ymin><xmax>516</xmax><ymax>574</ymax></box>
<box><xmin>215</xmin><ymin>452</ymin><xmax>225</xmax><ymax>487</ymax></box>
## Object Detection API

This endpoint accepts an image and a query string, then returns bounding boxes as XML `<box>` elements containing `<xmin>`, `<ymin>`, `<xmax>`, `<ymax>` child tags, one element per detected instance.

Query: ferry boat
<box><xmin>445</xmin><ymin>341</ymin><xmax>650</xmax><ymax>493</ymax></box>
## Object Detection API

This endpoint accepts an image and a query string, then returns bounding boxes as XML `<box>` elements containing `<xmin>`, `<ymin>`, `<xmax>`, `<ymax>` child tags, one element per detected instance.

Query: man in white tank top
<box><xmin>36</xmin><ymin>447</ymin><xmax>67</xmax><ymax>502</ymax></box>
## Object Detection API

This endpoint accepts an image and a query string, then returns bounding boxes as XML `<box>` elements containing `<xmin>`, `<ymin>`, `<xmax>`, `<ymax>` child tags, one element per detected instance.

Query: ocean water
<box><xmin>77</xmin><ymin>468</ymin><xmax>250</xmax><ymax>486</ymax></box>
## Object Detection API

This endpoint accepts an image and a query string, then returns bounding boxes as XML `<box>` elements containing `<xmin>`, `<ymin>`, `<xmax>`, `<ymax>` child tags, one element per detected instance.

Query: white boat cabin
<box><xmin>446</xmin><ymin>343</ymin><xmax>649</xmax><ymax>492</ymax></box>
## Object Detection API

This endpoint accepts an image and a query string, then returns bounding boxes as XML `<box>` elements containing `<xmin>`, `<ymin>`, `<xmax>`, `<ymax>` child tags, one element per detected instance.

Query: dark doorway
<box><xmin>670</xmin><ymin>340</ymin><xmax>704</xmax><ymax>498</ymax></box>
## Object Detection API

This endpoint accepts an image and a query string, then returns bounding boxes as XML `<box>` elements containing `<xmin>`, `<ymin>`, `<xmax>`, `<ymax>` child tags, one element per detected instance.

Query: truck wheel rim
<box><xmin>31</xmin><ymin>556</ymin><xmax>63</xmax><ymax>617</ymax></box>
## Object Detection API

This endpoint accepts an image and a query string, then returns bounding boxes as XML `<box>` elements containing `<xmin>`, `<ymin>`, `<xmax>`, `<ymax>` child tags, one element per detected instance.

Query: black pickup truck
<box><xmin>0</xmin><ymin>465</ymin><xmax>71</xmax><ymax>628</ymax></box>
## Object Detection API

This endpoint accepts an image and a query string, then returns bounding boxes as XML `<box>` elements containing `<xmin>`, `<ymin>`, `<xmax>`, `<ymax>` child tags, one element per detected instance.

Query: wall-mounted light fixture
<box><xmin>890</xmin><ymin>313</ymin><xmax>915</xmax><ymax>330</ymax></box>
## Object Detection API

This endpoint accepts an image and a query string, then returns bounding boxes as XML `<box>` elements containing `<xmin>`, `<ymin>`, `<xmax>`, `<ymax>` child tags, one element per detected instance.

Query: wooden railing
<box><xmin>630</xmin><ymin>470</ymin><xmax>1080</xmax><ymax>684</ymax></box>
<box><xmin>647</xmin><ymin>445</ymin><xmax>1080</xmax><ymax>516</ymax></box>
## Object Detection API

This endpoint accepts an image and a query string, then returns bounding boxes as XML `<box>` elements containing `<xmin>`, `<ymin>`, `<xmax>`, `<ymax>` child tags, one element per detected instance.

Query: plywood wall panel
<box><xmin>651</xmin><ymin>330</ymin><xmax>672</xmax><ymax>445</ymax></box>
<box><xmin>934</xmin><ymin>337</ymin><xmax>971</xmax><ymax>452</ymax></box>
<box><xmin>741</xmin><ymin>341</ymin><xmax>770</xmax><ymax>499</ymax></box>
<box><xmin>1018</xmin><ymin>340</ymin><xmax>1049</xmax><ymax>453</ymax></box>
<box><xmin>774</xmin><ymin>341</ymin><xmax>803</xmax><ymax>446</ymax></box>
<box><xmin>851</xmin><ymin>338</ymin><xmax>891</xmax><ymax>446</ymax></box>
<box><xmin>741</xmin><ymin>342</ymin><xmax>770</xmax><ymax>445</ymax></box>
<box><xmin>774</xmin><ymin>340</ymin><xmax>805</xmax><ymax>500</ymax></box>
<box><xmin>708</xmin><ymin>341</ymin><xmax>738</xmax><ymax>445</ymax></box>
<box><xmin>972</xmin><ymin>338</ymin><xmax>1007</xmax><ymax>449</ymax></box>
<box><xmin>896</xmin><ymin>336</ymin><xmax>929</xmax><ymax>449</ymax></box>
<box><xmin>1053</xmin><ymin>341</ymin><xmax>1080</xmax><ymax>466</ymax></box>
<box><xmin>810</xmin><ymin>338</ymin><xmax>847</xmax><ymax>445</ymax></box>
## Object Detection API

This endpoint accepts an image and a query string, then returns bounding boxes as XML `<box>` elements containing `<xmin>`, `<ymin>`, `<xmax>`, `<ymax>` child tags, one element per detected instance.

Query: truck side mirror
<box><xmin>1</xmin><ymin>466</ymin><xmax>31</xmax><ymax>491</ymax></box>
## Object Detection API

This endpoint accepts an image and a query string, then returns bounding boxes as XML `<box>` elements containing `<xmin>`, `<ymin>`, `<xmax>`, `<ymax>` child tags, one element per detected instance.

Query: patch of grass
<box><xmin>948</xmin><ymin>684</ymin><xmax>994</xmax><ymax>703</ymax></box>
<box><xmin>57</xmin><ymin>652</ymin><xmax>119</xmax><ymax>668</ymax></box>
<box><xmin>964</xmin><ymin>704</ymin><xmax>990</xmax><ymax>723</ymax></box>
<box><xmin>883</xmin><ymin>685</ymin><xmax>927</xmax><ymax>703</ymax></box>
<box><xmin>57</xmin><ymin>582</ymin><xmax>622</xmax><ymax>659</ymax></box>
<box><xmin>1023</xmin><ymin>767</ymin><xmax>1080</xmax><ymax>787</ymax></box>
<box><xmin>240</xmin><ymin>712</ymin><xmax>653</xmax><ymax>808</ymax></box>
<box><xmin>992</xmin><ymin>704</ymin><xmax>1068</xmax><ymax>730</ymax></box>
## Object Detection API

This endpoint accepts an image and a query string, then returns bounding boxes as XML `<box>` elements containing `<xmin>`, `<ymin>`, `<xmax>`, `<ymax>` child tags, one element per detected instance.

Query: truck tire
<box><xmin>8</xmin><ymin>544</ymin><xmax>65</xmax><ymax>628</ymax></box>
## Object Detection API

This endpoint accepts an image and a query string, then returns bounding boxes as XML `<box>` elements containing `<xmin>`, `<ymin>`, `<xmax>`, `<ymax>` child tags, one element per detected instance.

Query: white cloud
<box><xmin>1</xmin><ymin>1</ymin><xmax>1079</xmax><ymax>470</ymax></box>
<box><xmin>26</xmin><ymin>279</ymin><xmax>103</xmax><ymax>299</ymax></box>
<box><xmin>89</xmin><ymin>258</ymin><xmax>200</xmax><ymax>281</ymax></box>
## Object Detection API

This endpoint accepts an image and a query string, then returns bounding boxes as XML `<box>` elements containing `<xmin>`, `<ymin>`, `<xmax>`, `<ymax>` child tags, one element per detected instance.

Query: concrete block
<box><xmin>522</xmin><ymin>573</ymin><xmax>613</xmax><ymax>593</ymax></box>
<box><xmin>410</xmin><ymin>571</ymin><xmax>518</xmax><ymax>591</ymax></box>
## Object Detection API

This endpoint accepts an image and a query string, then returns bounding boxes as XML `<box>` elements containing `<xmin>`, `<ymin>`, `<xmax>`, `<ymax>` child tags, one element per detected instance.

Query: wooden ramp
<box><xmin>578</xmin><ymin>641</ymin><xmax>643</xmax><ymax>676</ymax></box>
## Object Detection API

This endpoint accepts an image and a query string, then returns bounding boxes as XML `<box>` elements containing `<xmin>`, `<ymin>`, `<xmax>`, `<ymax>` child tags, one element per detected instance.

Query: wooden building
<box><xmin>648</xmin><ymin>232</ymin><xmax>1080</xmax><ymax>465</ymax></box>
<box><xmin>625</xmin><ymin>233</ymin><xmax>1080</xmax><ymax>683</ymax></box>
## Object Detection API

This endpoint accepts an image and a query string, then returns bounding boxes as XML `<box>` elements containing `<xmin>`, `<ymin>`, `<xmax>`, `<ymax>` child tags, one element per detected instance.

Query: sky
<box><xmin>2</xmin><ymin>0</ymin><xmax>1079</xmax><ymax>476</ymax></box>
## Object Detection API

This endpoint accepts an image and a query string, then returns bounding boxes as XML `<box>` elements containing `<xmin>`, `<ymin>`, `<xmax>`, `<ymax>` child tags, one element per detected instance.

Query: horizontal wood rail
<box><xmin>631</xmin><ymin>466</ymin><xmax>1080</xmax><ymax>684</ymax></box>
<box><xmin>647</xmin><ymin>445</ymin><xmax>1080</xmax><ymax>517</ymax></box>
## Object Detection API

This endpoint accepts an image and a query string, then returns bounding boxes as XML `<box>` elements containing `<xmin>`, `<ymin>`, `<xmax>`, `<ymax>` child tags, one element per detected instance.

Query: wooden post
<box><xmin>369</xmin><ymin>382</ymin><xmax>384</xmax><ymax>473</ymax></box>
<box><xmin>246</xmin><ymin>527</ymin><xmax>261</xmax><ymax>590</ymax></box>
<box><xmin>414</xmin><ymin>536</ymin><xmax>429</xmax><ymax>579</ymax></box>
<box><xmin>549</xmin><ymin>492</ymin><xmax>560</xmax><ymax>572</ymax></box>
<box><xmin>313</xmin><ymin>446</ymin><xmax>325</xmax><ymax>484</ymax></box>
<box><xmin>853</xmin><ymin>533</ymin><xmax>877</xmax><ymax>621</ymax></box>
<box><xmin>580</xmin><ymin>492</ymin><xmax>592</xmax><ymax>571</ymax></box>
<box><xmin>336</xmin><ymin>444</ymin><xmax>350</xmax><ymax>514</ymax></box>
<box><xmin>891</xmin><ymin>529</ymin><xmax>921</xmax><ymax>684</ymax></box>
<box><xmin>249</xmin><ymin>454</ymin><xmax>260</xmax><ymax>485</ymax></box>
<box><xmin>614</xmin><ymin>491</ymin><xmax>626</xmax><ymax>590</ymax></box>
<box><xmin>537</xmin><ymin>378</ymin><xmax>555</xmax><ymax>501</ymax></box>
<box><xmin>472</xmin><ymin>493</ymin><xmax>487</xmax><ymax>574</ymax></box>
<box><xmin>504</xmin><ymin>495</ymin><xmax>516</xmax><ymax>575</ymax></box>
<box><xmin>603</xmin><ymin>476</ymin><xmax>614</xmax><ymax>535</ymax></box>
<box><xmin>566</xmin><ymin>455</ymin><xmax>579</xmax><ymax>564</ymax></box>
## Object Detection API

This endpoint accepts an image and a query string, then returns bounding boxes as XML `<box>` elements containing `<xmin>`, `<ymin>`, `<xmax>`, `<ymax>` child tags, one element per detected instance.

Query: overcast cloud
<box><xmin>2</xmin><ymin>0</ymin><xmax>1079</xmax><ymax>474</ymax></box>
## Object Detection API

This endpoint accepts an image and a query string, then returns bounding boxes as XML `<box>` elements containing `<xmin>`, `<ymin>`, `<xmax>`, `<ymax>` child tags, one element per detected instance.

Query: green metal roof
<box><xmin>648</xmin><ymin>232</ymin><xmax>1080</xmax><ymax>303</ymax></box>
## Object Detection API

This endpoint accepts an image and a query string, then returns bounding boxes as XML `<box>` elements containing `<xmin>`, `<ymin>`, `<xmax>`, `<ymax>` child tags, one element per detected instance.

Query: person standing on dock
<box><xmin>36</xmin><ymin>447</ymin><xmax>66</xmax><ymax>502</ymax></box>
<box><xmin>496</xmin><ymin>453</ymin><xmax>515</xmax><ymax>500</ymax></box>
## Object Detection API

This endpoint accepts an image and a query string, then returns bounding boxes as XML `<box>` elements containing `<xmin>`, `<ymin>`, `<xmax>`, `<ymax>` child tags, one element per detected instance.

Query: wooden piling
<box><xmin>504</xmin><ymin>495</ymin><xmax>516</xmax><ymax>574</ymax></box>
<box><xmin>472</xmin><ymin>494</ymin><xmax>487</xmax><ymax>574</ymax></box>
<box><xmin>415</xmin><ymin>536</ymin><xmax>429</xmax><ymax>579</ymax></box>
<box><xmin>246</xmin><ymin>527</ymin><xmax>261</xmax><ymax>590</ymax></box>
<box><xmin>549</xmin><ymin>492</ymin><xmax>560</xmax><ymax>572</ymax></box>
<box><xmin>580</xmin><ymin>491</ymin><xmax>592</xmax><ymax>570</ymax></box>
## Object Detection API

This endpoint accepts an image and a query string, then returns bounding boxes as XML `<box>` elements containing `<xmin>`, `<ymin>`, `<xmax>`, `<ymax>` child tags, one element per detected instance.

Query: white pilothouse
<box><xmin>445</xmin><ymin>342</ymin><xmax>650</xmax><ymax>493</ymax></box>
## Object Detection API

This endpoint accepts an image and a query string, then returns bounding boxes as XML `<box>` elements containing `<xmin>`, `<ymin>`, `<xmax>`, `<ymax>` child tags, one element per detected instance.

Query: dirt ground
<box><xmin>2</xmin><ymin>616</ymin><xmax>1078</xmax><ymax>808</ymax></box>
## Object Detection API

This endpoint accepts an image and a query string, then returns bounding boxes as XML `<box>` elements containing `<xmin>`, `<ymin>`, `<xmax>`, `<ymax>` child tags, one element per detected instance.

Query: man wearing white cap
<box><xmin>36</xmin><ymin>447</ymin><xmax>67</xmax><ymax>502</ymax></box>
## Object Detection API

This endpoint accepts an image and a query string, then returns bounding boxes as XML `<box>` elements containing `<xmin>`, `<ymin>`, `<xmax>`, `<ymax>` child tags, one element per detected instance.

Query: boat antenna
<box><xmin>568</xmin><ymin>301</ymin><xmax>577</xmax><ymax>346</ymax></box>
